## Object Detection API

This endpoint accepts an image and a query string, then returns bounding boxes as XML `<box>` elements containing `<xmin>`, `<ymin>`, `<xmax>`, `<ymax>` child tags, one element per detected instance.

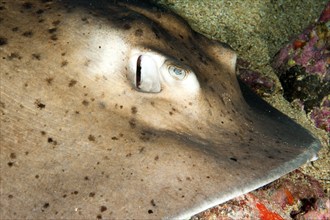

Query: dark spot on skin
<box><xmin>32</xmin><ymin>53</ymin><xmax>41</xmax><ymax>60</ymax></box>
<box><xmin>84</xmin><ymin>176</ymin><xmax>89</xmax><ymax>180</ymax></box>
<box><xmin>129</xmin><ymin>119</ymin><xmax>136</xmax><ymax>128</ymax></box>
<box><xmin>123</xmin><ymin>23</ymin><xmax>131</xmax><ymax>30</ymax></box>
<box><xmin>154</xmin><ymin>155</ymin><xmax>159</xmax><ymax>161</ymax></box>
<box><xmin>50</xmin><ymin>34</ymin><xmax>58</xmax><ymax>41</ymax></box>
<box><xmin>35</xmin><ymin>99</ymin><xmax>46</xmax><ymax>109</ymax></box>
<box><xmin>126</xmin><ymin>153</ymin><xmax>132</xmax><ymax>157</ymax></box>
<box><xmin>41</xmin><ymin>131</ymin><xmax>46</xmax><ymax>136</ymax></box>
<box><xmin>89</xmin><ymin>192</ymin><xmax>95</xmax><ymax>197</ymax></box>
<box><xmin>139</xmin><ymin>147</ymin><xmax>145</xmax><ymax>153</ymax></box>
<box><xmin>139</xmin><ymin>131</ymin><xmax>155</xmax><ymax>141</ymax></box>
<box><xmin>82</xmin><ymin>100</ymin><xmax>89</xmax><ymax>106</ymax></box>
<box><xmin>7</xmin><ymin>162</ymin><xmax>14</xmax><ymax>167</ymax></box>
<box><xmin>45</xmin><ymin>77</ymin><xmax>53</xmax><ymax>85</ymax></box>
<box><xmin>61</xmin><ymin>60</ymin><xmax>68</xmax><ymax>67</ymax></box>
<box><xmin>88</xmin><ymin>135</ymin><xmax>95</xmax><ymax>142</ymax></box>
<box><xmin>43</xmin><ymin>203</ymin><xmax>49</xmax><ymax>209</ymax></box>
<box><xmin>97</xmin><ymin>215</ymin><xmax>102</xmax><ymax>219</ymax></box>
<box><xmin>0</xmin><ymin>6</ymin><xmax>4</xmax><ymax>10</ymax></box>
<box><xmin>0</xmin><ymin>37</ymin><xmax>7</xmax><ymax>46</ymax></box>
<box><xmin>22</xmin><ymin>2</ymin><xmax>33</xmax><ymax>9</ymax></box>
<box><xmin>169</xmin><ymin>111</ymin><xmax>173</xmax><ymax>115</ymax></box>
<box><xmin>151</xmin><ymin>199</ymin><xmax>156</xmax><ymax>207</ymax></box>
<box><xmin>38</xmin><ymin>19</ymin><xmax>45</xmax><ymax>23</ymax></box>
<box><xmin>7</xmin><ymin>52</ymin><xmax>22</xmax><ymax>60</ymax></box>
<box><xmin>72</xmin><ymin>191</ymin><xmax>78</xmax><ymax>195</ymax></box>
<box><xmin>10</xmin><ymin>153</ymin><xmax>16</xmax><ymax>159</ymax></box>
<box><xmin>111</xmin><ymin>137</ymin><xmax>118</xmax><ymax>140</ymax></box>
<box><xmin>100</xmin><ymin>206</ymin><xmax>107</xmax><ymax>212</ymax></box>
<box><xmin>230</xmin><ymin>157</ymin><xmax>238</xmax><ymax>162</ymax></box>
<box><xmin>186</xmin><ymin>177</ymin><xmax>192</xmax><ymax>181</ymax></box>
<box><xmin>8</xmin><ymin>195</ymin><xmax>13</xmax><ymax>199</ymax></box>
<box><xmin>47</xmin><ymin>137</ymin><xmax>57</xmax><ymax>145</ymax></box>
<box><xmin>12</xmin><ymin>27</ymin><xmax>19</xmax><ymax>32</ymax></box>
<box><xmin>179</xmin><ymin>34</ymin><xmax>184</xmax><ymax>39</ymax></box>
<box><xmin>135</xmin><ymin>29</ymin><xmax>143</xmax><ymax>37</ymax></box>
<box><xmin>148</xmin><ymin>209</ymin><xmax>153</xmax><ymax>214</ymax></box>
<box><xmin>35</xmin><ymin>175</ymin><xmax>39</xmax><ymax>179</ymax></box>
<box><xmin>68</xmin><ymin>79</ymin><xmax>77</xmax><ymax>87</ymax></box>
<box><xmin>48</xmin><ymin>28</ymin><xmax>57</xmax><ymax>34</ymax></box>
<box><xmin>36</xmin><ymin>9</ymin><xmax>44</xmax><ymax>14</ymax></box>
<box><xmin>131</xmin><ymin>106</ymin><xmax>137</xmax><ymax>114</ymax></box>
<box><xmin>52</xmin><ymin>20</ymin><xmax>60</xmax><ymax>26</ymax></box>
<box><xmin>151</xmin><ymin>26</ymin><xmax>160</xmax><ymax>39</ymax></box>
<box><xmin>22</xmin><ymin>31</ymin><xmax>33</xmax><ymax>37</ymax></box>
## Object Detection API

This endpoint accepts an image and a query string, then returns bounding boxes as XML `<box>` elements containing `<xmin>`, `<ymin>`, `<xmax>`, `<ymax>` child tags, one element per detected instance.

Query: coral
<box><xmin>272</xmin><ymin>2</ymin><xmax>329</xmax><ymax>132</ymax></box>
<box><xmin>194</xmin><ymin>170</ymin><xmax>329</xmax><ymax>220</ymax></box>
<box><xmin>237</xmin><ymin>58</ymin><xmax>276</xmax><ymax>97</ymax></box>
<box><xmin>273</xmin><ymin>2</ymin><xmax>329</xmax><ymax>81</ymax></box>
<box><xmin>309</xmin><ymin>95</ymin><xmax>330</xmax><ymax>132</ymax></box>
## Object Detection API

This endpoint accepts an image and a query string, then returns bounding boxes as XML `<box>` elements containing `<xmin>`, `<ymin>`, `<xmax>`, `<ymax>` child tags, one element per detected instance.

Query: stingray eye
<box><xmin>168</xmin><ymin>65</ymin><xmax>188</xmax><ymax>80</ymax></box>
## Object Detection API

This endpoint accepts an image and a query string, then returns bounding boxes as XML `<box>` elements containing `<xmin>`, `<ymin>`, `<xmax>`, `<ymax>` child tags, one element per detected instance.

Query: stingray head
<box><xmin>98</xmin><ymin>1</ymin><xmax>244</xmax><ymax>141</ymax></box>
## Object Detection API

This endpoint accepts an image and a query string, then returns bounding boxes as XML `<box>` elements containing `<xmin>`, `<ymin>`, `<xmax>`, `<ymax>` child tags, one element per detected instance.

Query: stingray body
<box><xmin>0</xmin><ymin>0</ymin><xmax>320</xmax><ymax>219</ymax></box>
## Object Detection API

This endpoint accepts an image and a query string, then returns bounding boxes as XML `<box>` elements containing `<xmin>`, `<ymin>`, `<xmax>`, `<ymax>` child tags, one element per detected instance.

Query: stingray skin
<box><xmin>0</xmin><ymin>0</ymin><xmax>320</xmax><ymax>219</ymax></box>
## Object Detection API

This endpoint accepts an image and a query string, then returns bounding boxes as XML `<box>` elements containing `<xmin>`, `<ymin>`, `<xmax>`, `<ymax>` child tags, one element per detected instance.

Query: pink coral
<box><xmin>309</xmin><ymin>96</ymin><xmax>330</xmax><ymax>132</ymax></box>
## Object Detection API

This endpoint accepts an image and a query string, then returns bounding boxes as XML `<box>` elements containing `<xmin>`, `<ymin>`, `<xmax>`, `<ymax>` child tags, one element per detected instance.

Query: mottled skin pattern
<box><xmin>0</xmin><ymin>0</ymin><xmax>321</xmax><ymax>219</ymax></box>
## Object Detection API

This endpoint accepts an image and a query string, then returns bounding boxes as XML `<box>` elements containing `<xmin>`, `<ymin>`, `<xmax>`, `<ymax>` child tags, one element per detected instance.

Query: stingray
<box><xmin>0</xmin><ymin>0</ymin><xmax>321</xmax><ymax>219</ymax></box>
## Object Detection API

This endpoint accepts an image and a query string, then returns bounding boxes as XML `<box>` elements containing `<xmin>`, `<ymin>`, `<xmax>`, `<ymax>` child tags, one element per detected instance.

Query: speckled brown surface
<box><xmin>155</xmin><ymin>0</ymin><xmax>330</xmax><ymax>214</ymax></box>
<box><xmin>0</xmin><ymin>1</ymin><xmax>328</xmax><ymax>219</ymax></box>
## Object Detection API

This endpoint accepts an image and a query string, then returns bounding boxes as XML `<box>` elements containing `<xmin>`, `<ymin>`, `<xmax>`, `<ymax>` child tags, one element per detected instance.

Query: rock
<box><xmin>272</xmin><ymin>2</ymin><xmax>329</xmax><ymax>132</ymax></box>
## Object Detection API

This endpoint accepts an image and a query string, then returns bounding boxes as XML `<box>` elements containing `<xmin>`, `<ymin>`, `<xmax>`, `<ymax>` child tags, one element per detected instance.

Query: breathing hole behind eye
<box><xmin>133</xmin><ymin>54</ymin><xmax>161</xmax><ymax>93</ymax></box>
<box><xmin>136</xmin><ymin>55</ymin><xmax>142</xmax><ymax>88</ymax></box>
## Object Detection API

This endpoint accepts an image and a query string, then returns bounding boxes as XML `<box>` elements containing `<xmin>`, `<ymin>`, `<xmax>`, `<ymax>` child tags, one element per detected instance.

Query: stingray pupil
<box><xmin>136</xmin><ymin>55</ymin><xmax>142</xmax><ymax>89</ymax></box>
<box><xmin>173</xmin><ymin>67</ymin><xmax>182</xmax><ymax>75</ymax></box>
